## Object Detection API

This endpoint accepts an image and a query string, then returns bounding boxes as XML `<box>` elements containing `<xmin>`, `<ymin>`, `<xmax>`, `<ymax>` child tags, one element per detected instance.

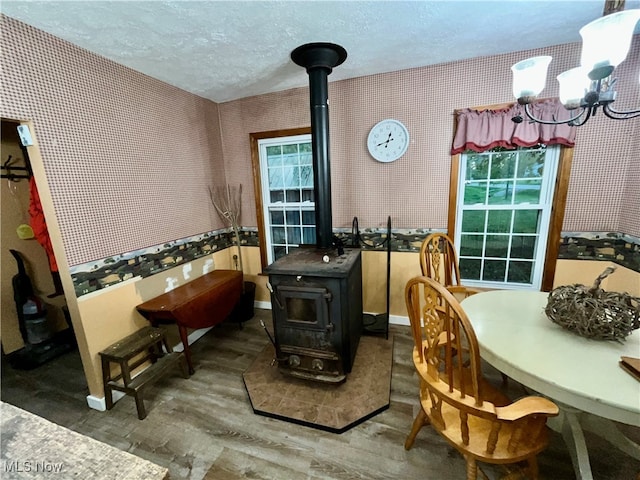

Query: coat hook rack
<box><xmin>2</xmin><ymin>155</ymin><xmax>32</xmax><ymax>181</ymax></box>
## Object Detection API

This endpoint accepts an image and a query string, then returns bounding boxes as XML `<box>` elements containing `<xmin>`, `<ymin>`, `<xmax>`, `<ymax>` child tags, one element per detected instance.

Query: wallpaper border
<box><xmin>69</xmin><ymin>228</ymin><xmax>639</xmax><ymax>297</ymax></box>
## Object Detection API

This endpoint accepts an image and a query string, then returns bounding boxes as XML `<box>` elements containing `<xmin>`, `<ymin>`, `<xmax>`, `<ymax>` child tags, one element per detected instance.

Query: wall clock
<box><xmin>367</xmin><ymin>119</ymin><xmax>409</xmax><ymax>163</ymax></box>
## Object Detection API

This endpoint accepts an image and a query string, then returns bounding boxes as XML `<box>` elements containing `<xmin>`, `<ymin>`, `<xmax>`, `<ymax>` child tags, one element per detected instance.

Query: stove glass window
<box><xmin>285</xmin><ymin>297</ymin><xmax>317</xmax><ymax>323</ymax></box>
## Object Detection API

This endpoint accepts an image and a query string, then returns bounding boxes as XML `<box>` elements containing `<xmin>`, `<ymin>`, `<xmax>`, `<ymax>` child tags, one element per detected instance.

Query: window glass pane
<box><xmin>300</xmin><ymin>166</ymin><xmax>313</xmax><ymax>187</ymax></box>
<box><xmin>461</xmin><ymin>211</ymin><xmax>485</xmax><ymax>233</ymax></box>
<box><xmin>268</xmin><ymin>168</ymin><xmax>283</xmax><ymax>188</ymax></box>
<box><xmin>483</xmin><ymin>260</ymin><xmax>506</xmax><ymax>281</ymax></box>
<box><xmin>517</xmin><ymin>150</ymin><xmax>545</xmax><ymax>178</ymax></box>
<box><xmin>510</xmin><ymin>236</ymin><xmax>536</xmax><ymax>259</ymax></box>
<box><xmin>283</xmin><ymin>154</ymin><xmax>299</xmax><ymax>166</ymax></box>
<box><xmin>301</xmin><ymin>189</ymin><xmax>314</xmax><ymax>202</ymax></box>
<box><xmin>283</xmin><ymin>166</ymin><xmax>300</xmax><ymax>188</ymax></box>
<box><xmin>508</xmin><ymin>261</ymin><xmax>534</xmax><ymax>284</ymax></box>
<box><xmin>488</xmin><ymin>180</ymin><xmax>514</xmax><ymax>204</ymax></box>
<box><xmin>302</xmin><ymin>210</ymin><xmax>315</xmax><ymax>225</ymax></box>
<box><xmin>490</xmin><ymin>152</ymin><xmax>516</xmax><ymax>179</ymax></box>
<box><xmin>270</xmin><ymin>210</ymin><xmax>284</xmax><ymax>225</ymax></box>
<box><xmin>286</xmin><ymin>210</ymin><xmax>300</xmax><ymax>226</ymax></box>
<box><xmin>485</xmin><ymin>235</ymin><xmax>509</xmax><ymax>258</ymax></box>
<box><xmin>514</xmin><ymin>179</ymin><xmax>541</xmax><ymax>204</ymax></box>
<box><xmin>270</xmin><ymin>190</ymin><xmax>284</xmax><ymax>203</ymax></box>
<box><xmin>271</xmin><ymin>227</ymin><xmax>285</xmax><ymax>244</ymax></box>
<box><xmin>464</xmin><ymin>182</ymin><xmax>487</xmax><ymax>205</ymax></box>
<box><xmin>274</xmin><ymin>246</ymin><xmax>287</xmax><ymax>261</ymax></box>
<box><xmin>285</xmin><ymin>189</ymin><xmax>300</xmax><ymax>202</ymax></box>
<box><xmin>460</xmin><ymin>258</ymin><xmax>481</xmax><ymax>280</ymax></box>
<box><xmin>466</xmin><ymin>154</ymin><xmax>489</xmax><ymax>180</ymax></box>
<box><xmin>460</xmin><ymin>234</ymin><xmax>483</xmax><ymax>256</ymax></box>
<box><xmin>287</xmin><ymin>227</ymin><xmax>301</xmax><ymax>244</ymax></box>
<box><xmin>283</xmin><ymin>144</ymin><xmax>298</xmax><ymax>155</ymax></box>
<box><xmin>487</xmin><ymin>211</ymin><xmax>512</xmax><ymax>233</ymax></box>
<box><xmin>513</xmin><ymin>210</ymin><xmax>539</xmax><ymax>233</ymax></box>
<box><xmin>303</xmin><ymin>227</ymin><xmax>315</xmax><ymax>244</ymax></box>
<box><xmin>300</xmin><ymin>142</ymin><xmax>312</xmax><ymax>153</ymax></box>
<box><xmin>266</xmin><ymin>145</ymin><xmax>282</xmax><ymax>162</ymax></box>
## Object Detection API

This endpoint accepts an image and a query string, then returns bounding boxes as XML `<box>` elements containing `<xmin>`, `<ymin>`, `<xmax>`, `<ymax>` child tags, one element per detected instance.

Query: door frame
<box><xmin>249</xmin><ymin>127</ymin><xmax>311</xmax><ymax>269</ymax></box>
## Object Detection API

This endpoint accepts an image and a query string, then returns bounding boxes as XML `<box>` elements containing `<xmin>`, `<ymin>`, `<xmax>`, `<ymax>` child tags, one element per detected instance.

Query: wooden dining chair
<box><xmin>404</xmin><ymin>276</ymin><xmax>559</xmax><ymax>480</ymax></box>
<box><xmin>421</xmin><ymin>232</ymin><xmax>511</xmax><ymax>386</ymax></box>
<box><xmin>419</xmin><ymin>232</ymin><xmax>479</xmax><ymax>299</ymax></box>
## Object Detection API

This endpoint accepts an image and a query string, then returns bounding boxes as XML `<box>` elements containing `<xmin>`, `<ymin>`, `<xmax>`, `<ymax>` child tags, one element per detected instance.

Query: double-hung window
<box><xmin>454</xmin><ymin>145</ymin><xmax>560</xmax><ymax>289</ymax></box>
<box><xmin>258</xmin><ymin>134</ymin><xmax>315</xmax><ymax>264</ymax></box>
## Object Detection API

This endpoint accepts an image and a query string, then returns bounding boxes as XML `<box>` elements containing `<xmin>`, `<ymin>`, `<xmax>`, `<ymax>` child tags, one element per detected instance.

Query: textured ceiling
<box><xmin>2</xmin><ymin>1</ymin><xmax>640</xmax><ymax>103</ymax></box>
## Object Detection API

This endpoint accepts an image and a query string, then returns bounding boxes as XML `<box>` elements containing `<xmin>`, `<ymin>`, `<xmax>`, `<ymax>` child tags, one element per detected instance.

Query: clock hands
<box><xmin>376</xmin><ymin>132</ymin><xmax>393</xmax><ymax>148</ymax></box>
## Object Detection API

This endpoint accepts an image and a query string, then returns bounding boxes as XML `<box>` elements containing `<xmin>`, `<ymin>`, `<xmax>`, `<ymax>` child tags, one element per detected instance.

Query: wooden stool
<box><xmin>99</xmin><ymin>326</ymin><xmax>189</xmax><ymax>419</ymax></box>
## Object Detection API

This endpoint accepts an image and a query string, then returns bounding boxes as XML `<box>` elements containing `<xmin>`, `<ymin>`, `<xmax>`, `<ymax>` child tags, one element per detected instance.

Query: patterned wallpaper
<box><xmin>1</xmin><ymin>15</ymin><xmax>638</xmax><ymax>271</ymax></box>
<box><xmin>220</xmin><ymin>37</ymin><xmax>640</xmax><ymax>236</ymax></box>
<box><xmin>0</xmin><ymin>15</ymin><xmax>227</xmax><ymax>267</ymax></box>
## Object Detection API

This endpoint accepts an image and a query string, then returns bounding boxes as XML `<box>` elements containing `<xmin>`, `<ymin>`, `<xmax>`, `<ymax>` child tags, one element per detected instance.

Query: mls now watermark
<box><xmin>4</xmin><ymin>460</ymin><xmax>64</xmax><ymax>473</ymax></box>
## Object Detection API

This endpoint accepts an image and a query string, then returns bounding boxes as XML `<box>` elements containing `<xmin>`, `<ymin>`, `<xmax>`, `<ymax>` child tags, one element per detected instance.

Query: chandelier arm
<box><xmin>602</xmin><ymin>104</ymin><xmax>640</xmax><ymax>120</ymax></box>
<box><xmin>523</xmin><ymin>103</ymin><xmax>587</xmax><ymax>125</ymax></box>
<box><xmin>568</xmin><ymin>107</ymin><xmax>594</xmax><ymax>127</ymax></box>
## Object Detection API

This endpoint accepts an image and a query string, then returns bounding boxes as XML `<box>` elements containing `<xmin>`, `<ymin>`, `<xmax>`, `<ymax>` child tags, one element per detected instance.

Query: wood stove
<box><xmin>265</xmin><ymin>248</ymin><xmax>362</xmax><ymax>383</ymax></box>
<box><xmin>265</xmin><ymin>43</ymin><xmax>363</xmax><ymax>383</ymax></box>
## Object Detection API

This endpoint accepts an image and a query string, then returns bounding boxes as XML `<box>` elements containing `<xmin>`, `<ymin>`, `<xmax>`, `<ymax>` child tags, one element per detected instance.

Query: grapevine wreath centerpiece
<box><xmin>545</xmin><ymin>266</ymin><xmax>640</xmax><ymax>341</ymax></box>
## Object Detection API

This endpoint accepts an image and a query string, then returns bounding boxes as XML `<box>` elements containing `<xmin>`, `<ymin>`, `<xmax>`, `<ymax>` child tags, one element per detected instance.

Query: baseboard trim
<box><xmin>170</xmin><ymin>326</ymin><xmax>213</xmax><ymax>352</ymax></box>
<box><xmin>254</xmin><ymin>300</ymin><xmax>272</xmax><ymax>310</ymax></box>
<box><xmin>86</xmin><ymin>391</ymin><xmax>126</xmax><ymax>411</ymax></box>
<box><xmin>389</xmin><ymin>314</ymin><xmax>409</xmax><ymax>326</ymax></box>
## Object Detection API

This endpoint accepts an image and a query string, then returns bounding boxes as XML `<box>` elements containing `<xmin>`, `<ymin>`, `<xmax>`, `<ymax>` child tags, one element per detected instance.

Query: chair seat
<box><xmin>420</xmin><ymin>389</ymin><xmax>551</xmax><ymax>464</ymax></box>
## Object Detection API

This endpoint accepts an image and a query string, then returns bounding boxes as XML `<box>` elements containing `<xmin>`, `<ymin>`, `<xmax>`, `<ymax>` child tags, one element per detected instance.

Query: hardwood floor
<box><xmin>2</xmin><ymin>309</ymin><xmax>639</xmax><ymax>480</ymax></box>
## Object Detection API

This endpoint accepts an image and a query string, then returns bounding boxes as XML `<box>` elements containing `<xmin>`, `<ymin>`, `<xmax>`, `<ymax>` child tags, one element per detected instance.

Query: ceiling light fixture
<box><xmin>511</xmin><ymin>9</ymin><xmax>640</xmax><ymax>126</ymax></box>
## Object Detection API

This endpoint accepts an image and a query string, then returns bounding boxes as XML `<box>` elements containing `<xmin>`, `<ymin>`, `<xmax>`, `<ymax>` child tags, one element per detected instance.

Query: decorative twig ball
<box><xmin>545</xmin><ymin>267</ymin><xmax>640</xmax><ymax>341</ymax></box>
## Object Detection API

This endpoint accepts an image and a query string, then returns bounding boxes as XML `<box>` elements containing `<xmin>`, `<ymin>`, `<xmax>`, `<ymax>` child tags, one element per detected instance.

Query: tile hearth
<box><xmin>243</xmin><ymin>335</ymin><xmax>393</xmax><ymax>433</ymax></box>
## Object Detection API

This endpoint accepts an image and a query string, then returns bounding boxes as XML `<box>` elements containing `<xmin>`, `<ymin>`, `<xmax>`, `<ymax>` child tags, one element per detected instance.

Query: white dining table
<box><xmin>461</xmin><ymin>289</ymin><xmax>640</xmax><ymax>480</ymax></box>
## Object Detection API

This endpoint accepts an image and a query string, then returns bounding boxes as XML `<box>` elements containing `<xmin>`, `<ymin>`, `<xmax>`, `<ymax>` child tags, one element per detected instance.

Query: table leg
<box><xmin>549</xmin><ymin>408</ymin><xmax>593</xmax><ymax>480</ymax></box>
<box><xmin>178</xmin><ymin>325</ymin><xmax>195</xmax><ymax>375</ymax></box>
<box><xmin>581</xmin><ymin>414</ymin><xmax>640</xmax><ymax>461</ymax></box>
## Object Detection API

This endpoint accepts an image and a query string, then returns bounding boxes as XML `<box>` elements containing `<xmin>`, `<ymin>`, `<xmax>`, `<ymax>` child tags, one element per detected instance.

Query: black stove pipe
<box><xmin>291</xmin><ymin>43</ymin><xmax>347</xmax><ymax>250</ymax></box>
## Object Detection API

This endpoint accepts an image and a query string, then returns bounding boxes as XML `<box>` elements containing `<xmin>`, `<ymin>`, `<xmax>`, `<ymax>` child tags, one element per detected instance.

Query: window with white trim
<box><xmin>454</xmin><ymin>145</ymin><xmax>559</xmax><ymax>290</ymax></box>
<box><xmin>258</xmin><ymin>134</ymin><xmax>315</xmax><ymax>264</ymax></box>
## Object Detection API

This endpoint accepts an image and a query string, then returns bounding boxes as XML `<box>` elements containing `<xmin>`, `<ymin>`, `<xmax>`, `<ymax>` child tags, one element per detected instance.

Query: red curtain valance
<box><xmin>451</xmin><ymin>99</ymin><xmax>576</xmax><ymax>155</ymax></box>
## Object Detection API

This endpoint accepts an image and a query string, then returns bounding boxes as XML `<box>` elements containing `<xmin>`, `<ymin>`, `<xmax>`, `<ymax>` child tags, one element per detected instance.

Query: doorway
<box><xmin>1</xmin><ymin>118</ymin><xmax>77</xmax><ymax>372</ymax></box>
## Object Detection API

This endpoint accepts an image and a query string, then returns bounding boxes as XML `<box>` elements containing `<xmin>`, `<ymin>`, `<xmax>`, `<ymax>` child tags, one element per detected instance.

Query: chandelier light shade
<box><xmin>557</xmin><ymin>67</ymin><xmax>591</xmax><ymax>109</ymax></box>
<box><xmin>511</xmin><ymin>9</ymin><xmax>640</xmax><ymax>126</ymax></box>
<box><xmin>511</xmin><ymin>56</ymin><xmax>552</xmax><ymax>101</ymax></box>
<box><xmin>579</xmin><ymin>10</ymin><xmax>640</xmax><ymax>78</ymax></box>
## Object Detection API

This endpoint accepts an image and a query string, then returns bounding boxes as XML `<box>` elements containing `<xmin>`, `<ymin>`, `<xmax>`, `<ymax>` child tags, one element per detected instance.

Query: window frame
<box><xmin>448</xmin><ymin>104</ymin><xmax>574</xmax><ymax>291</ymax></box>
<box><xmin>454</xmin><ymin>146</ymin><xmax>559</xmax><ymax>289</ymax></box>
<box><xmin>250</xmin><ymin>127</ymin><xmax>311</xmax><ymax>270</ymax></box>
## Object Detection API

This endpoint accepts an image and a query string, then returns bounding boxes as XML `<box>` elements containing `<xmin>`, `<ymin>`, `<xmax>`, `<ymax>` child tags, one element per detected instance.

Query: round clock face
<box><xmin>367</xmin><ymin>119</ymin><xmax>409</xmax><ymax>163</ymax></box>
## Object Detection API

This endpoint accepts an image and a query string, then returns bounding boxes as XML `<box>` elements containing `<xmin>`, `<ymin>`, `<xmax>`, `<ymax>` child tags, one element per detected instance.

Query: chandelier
<box><xmin>511</xmin><ymin>9</ymin><xmax>640</xmax><ymax>126</ymax></box>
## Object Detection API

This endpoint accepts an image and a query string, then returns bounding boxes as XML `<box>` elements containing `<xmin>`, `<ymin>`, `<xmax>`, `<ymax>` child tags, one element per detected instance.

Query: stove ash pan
<box><xmin>266</xmin><ymin>249</ymin><xmax>363</xmax><ymax>383</ymax></box>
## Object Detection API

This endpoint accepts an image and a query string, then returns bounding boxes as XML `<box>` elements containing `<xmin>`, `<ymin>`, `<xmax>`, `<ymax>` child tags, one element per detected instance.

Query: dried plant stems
<box><xmin>545</xmin><ymin>266</ymin><xmax>640</xmax><ymax>342</ymax></box>
<box><xmin>209</xmin><ymin>184</ymin><xmax>244</xmax><ymax>275</ymax></box>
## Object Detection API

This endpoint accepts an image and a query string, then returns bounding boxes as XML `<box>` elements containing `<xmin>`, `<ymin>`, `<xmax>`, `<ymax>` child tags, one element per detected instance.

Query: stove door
<box><xmin>277</xmin><ymin>285</ymin><xmax>332</xmax><ymax>332</ymax></box>
<box><xmin>271</xmin><ymin>283</ymin><xmax>344</xmax><ymax>380</ymax></box>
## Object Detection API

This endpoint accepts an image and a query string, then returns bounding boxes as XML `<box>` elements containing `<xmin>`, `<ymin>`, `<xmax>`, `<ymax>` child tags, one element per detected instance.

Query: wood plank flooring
<box><xmin>2</xmin><ymin>309</ymin><xmax>639</xmax><ymax>480</ymax></box>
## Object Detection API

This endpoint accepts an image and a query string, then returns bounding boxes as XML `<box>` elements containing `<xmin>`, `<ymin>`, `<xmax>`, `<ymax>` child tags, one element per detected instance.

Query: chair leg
<box><xmin>465</xmin><ymin>455</ymin><xmax>478</xmax><ymax>480</ymax></box>
<box><xmin>527</xmin><ymin>456</ymin><xmax>539</xmax><ymax>480</ymax></box>
<box><xmin>404</xmin><ymin>407</ymin><xmax>428</xmax><ymax>450</ymax></box>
